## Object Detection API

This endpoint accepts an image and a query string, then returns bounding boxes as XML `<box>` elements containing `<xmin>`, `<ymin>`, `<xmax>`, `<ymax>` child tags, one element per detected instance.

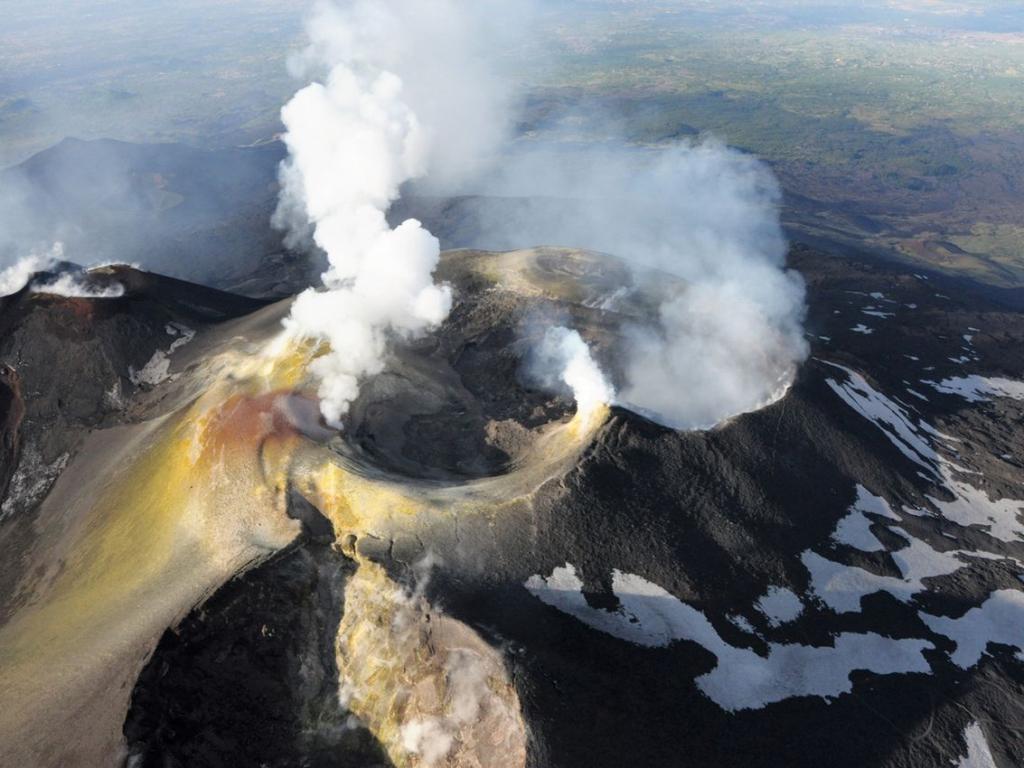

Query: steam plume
<box><xmin>466</xmin><ymin>140</ymin><xmax>809</xmax><ymax>429</ymax></box>
<box><xmin>0</xmin><ymin>245</ymin><xmax>60</xmax><ymax>297</ymax></box>
<box><xmin>275</xmin><ymin>0</ymin><xmax>520</xmax><ymax>425</ymax></box>
<box><xmin>34</xmin><ymin>272</ymin><xmax>125</xmax><ymax>299</ymax></box>
<box><xmin>0</xmin><ymin>242</ymin><xmax>124</xmax><ymax>299</ymax></box>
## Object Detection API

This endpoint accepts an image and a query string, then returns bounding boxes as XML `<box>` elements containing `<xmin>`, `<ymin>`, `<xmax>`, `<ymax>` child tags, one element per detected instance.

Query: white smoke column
<box><xmin>275</xmin><ymin>0</ymin><xmax>524</xmax><ymax>425</ymax></box>
<box><xmin>533</xmin><ymin>326</ymin><xmax>614</xmax><ymax>421</ymax></box>
<box><xmin>276</xmin><ymin>48</ymin><xmax>447</xmax><ymax>424</ymax></box>
<box><xmin>277</xmin><ymin>68</ymin><xmax>449</xmax><ymax>423</ymax></box>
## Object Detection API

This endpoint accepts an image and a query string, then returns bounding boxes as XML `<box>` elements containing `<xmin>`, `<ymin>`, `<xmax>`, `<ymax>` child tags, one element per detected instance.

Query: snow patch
<box><xmin>831</xmin><ymin>485</ymin><xmax>901</xmax><ymax>552</ymax></box>
<box><xmin>128</xmin><ymin>323</ymin><xmax>196</xmax><ymax>387</ymax></box>
<box><xmin>699</xmin><ymin>632</ymin><xmax>932</xmax><ymax>712</ymax></box>
<box><xmin>129</xmin><ymin>352</ymin><xmax>171</xmax><ymax>387</ymax></box>
<box><xmin>166</xmin><ymin>322</ymin><xmax>196</xmax><ymax>353</ymax></box>
<box><xmin>803</xmin><ymin>538</ymin><xmax>960</xmax><ymax>615</ymax></box>
<box><xmin>104</xmin><ymin>380</ymin><xmax>126</xmax><ymax>410</ymax></box>
<box><xmin>805</xmin><ymin>518</ymin><xmax>1021</xmax><ymax>615</ymax></box>
<box><xmin>727</xmin><ymin>614</ymin><xmax>756</xmax><ymax>634</ymax></box>
<box><xmin>0</xmin><ymin>444</ymin><xmax>70</xmax><ymax>521</ymax></box>
<box><xmin>526</xmin><ymin>564</ymin><xmax>933</xmax><ymax>711</ymax></box>
<box><xmin>953</xmin><ymin>722</ymin><xmax>998</xmax><ymax>768</ymax></box>
<box><xmin>824</xmin><ymin>363</ymin><xmax>1024</xmax><ymax>541</ymax></box>
<box><xmin>921</xmin><ymin>589</ymin><xmax>1024</xmax><ymax>670</ymax></box>
<box><xmin>927</xmin><ymin>462</ymin><xmax>1024</xmax><ymax>543</ymax></box>
<box><xmin>823</xmin><ymin>362</ymin><xmax>940</xmax><ymax>473</ymax></box>
<box><xmin>755</xmin><ymin>586</ymin><xmax>804</xmax><ymax>627</ymax></box>
<box><xmin>923</xmin><ymin>375</ymin><xmax>1024</xmax><ymax>404</ymax></box>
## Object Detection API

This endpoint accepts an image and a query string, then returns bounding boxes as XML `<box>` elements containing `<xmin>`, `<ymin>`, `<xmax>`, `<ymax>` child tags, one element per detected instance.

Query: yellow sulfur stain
<box><xmin>290</xmin><ymin>404</ymin><xmax>609</xmax><ymax>768</ymax></box>
<box><xmin>333</xmin><ymin>560</ymin><xmax>528</xmax><ymax>768</ymax></box>
<box><xmin>0</xmin><ymin>343</ymin><xmax>312</xmax><ymax>761</ymax></box>
<box><xmin>0</xmin><ymin>310</ymin><xmax>609</xmax><ymax>767</ymax></box>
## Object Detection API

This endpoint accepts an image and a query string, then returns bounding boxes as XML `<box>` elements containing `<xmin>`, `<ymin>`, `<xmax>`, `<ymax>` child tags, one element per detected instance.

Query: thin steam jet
<box><xmin>531</xmin><ymin>326</ymin><xmax>615</xmax><ymax>422</ymax></box>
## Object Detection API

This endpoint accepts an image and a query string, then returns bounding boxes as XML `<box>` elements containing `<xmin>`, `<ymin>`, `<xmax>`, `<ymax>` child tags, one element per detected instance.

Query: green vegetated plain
<box><xmin>522</xmin><ymin>1</ymin><xmax>1024</xmax><ymax>286</ymax></box>
<box><xmin>0</xmin><ymin>0</ymin><xmax>306</xmax><ymax>166</ymax></box>
<box><xmin>2</xmin><ymin>0</ymin><xmax>1022</xmax><ymax>285</ymax></box>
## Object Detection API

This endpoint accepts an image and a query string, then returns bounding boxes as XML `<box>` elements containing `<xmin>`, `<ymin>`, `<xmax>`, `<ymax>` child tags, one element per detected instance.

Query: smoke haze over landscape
<box><xmin>0</xmin><ymin>0</ymin><xmax>812</xmax><ymax>433</ymax></box>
